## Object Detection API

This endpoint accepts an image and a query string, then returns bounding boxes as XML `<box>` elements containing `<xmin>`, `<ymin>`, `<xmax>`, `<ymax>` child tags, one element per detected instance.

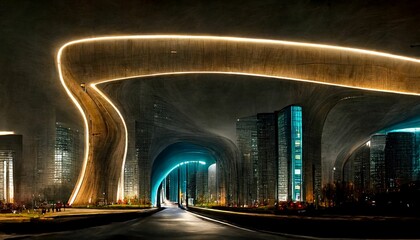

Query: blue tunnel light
<box><xmin>150</xmin><ymin>143</ymin><xmax>216</xmax><ymax>207</ymax></box>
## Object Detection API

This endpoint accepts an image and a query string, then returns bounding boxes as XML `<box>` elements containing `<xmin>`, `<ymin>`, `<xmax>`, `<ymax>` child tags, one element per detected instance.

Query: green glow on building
<box><xmin>277</xmin><ymin>106</ymin><xmax>303</xmax><ymax>202</ymax></box>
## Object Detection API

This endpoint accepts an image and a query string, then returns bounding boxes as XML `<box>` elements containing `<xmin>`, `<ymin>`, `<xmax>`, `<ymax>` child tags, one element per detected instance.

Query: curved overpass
<box><xmin>56</xmin><ymin>35</ymin><xmax>420</xmax><ymax>205</ymax></box>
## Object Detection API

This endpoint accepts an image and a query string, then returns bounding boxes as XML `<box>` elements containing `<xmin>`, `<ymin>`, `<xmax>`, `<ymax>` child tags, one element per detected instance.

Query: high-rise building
<box><xmin>353</xmin><ymin>144</ymin><xmax>370</xmax><ymax>196</ymax></box>
<box><xmin>257</xmin><ymin>113</ymin><xmax>277</xmax><ymax>205</ymax></box>
<box><xmin>208</xmin><ymin>163</ymin><xmax>217</xmax><ymax>203</ymax></box>
<box><xmin>51</xmin><ymin>122</ymin><xmax>82</xmax><ymax>201</ymax></box>
<box><xmin>0</xmin><ymin>133</ymin><xmax>22</xmax><ymax>203</ymax></box>
<box><xmin>236</xmin><ymin>106</ymin><xmax>304</xmax><ymax>205</ymax></box>
<box><xmin>369</xmin><ymin>134</ymin><xmax>387</xmax><ymax>193</ymax></box>
<box><xmin>134</xmin><ymin>120</ymin><xmax>152</xmax><ymax>205</ymax></box>
<box><xmin>236</xmin><ymin>115</ymin><xmax>258</xmax><ymax>206</ymax></box>
<box><xmin>195</xmin><ymin>163</ymin><xmax>209</xmax><ymax>205</ymax></box>
<box><xmin>277</xmin><ymin>106</ymin><xmax>303</xmax><ymax>202</ymax></box>
<box><xmin>123</xmin><ymin>146</ymin><xmax>139</xmax><ymax>200</ymax></box>
<box><xmin>385</xmin><ymin>132</ymin><xmax>416</xmax><ymax>191</ymax></box>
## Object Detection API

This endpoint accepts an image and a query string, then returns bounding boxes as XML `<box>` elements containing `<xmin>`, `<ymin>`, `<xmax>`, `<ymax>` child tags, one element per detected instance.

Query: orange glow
<box><xmin>0</xmin><ymin>131</ymin><xmax>14</xmax><ymax>136</ymax></box>
<box><xmin>90</xmin><ymin>83</ymin><xmax>128</xmax><ymax>201</ymax></box>
<box><xmin>57</xmin><ymin>45</ymin><xmax>90</xmax><ymax>205</ymax></box>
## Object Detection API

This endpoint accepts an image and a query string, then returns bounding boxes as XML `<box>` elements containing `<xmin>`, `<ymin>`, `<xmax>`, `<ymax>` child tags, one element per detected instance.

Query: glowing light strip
<box><xmin>389</xmin><ymin>127</ymin><xmax>420</xmax><ymax>133</ymax></box>
<box><xmin>57</xmin><ymin>35</ymin><xmax>420</xmax><ymax>205</ymax></box>
<box><xmin>90</xmin><ymin>83</ymin><xmax>128</xmax><ymax>201</ymax></box>
<box><xmin>57</xmin><ymin>45</ymin><xmax>90</xmax><ymax>205</ymax></box>
<box><xmin>93</xmin><ymin>71</ymin><xmax>420</xmax><ymax>97</ymax></box>
<box><xmin>0</xmin><ymin>131</ymin><xmax>14</xmax><ymax>136</ymax></box>
<box><xmin>58</xmin><ymin>35</ymin><xmax>420</xmax><ymax>64</ymax></box>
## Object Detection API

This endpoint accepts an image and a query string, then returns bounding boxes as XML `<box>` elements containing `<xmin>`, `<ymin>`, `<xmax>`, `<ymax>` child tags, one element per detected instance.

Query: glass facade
<box><xmin>277</xmin><ymin>106</ymin><xmax>303</xmax><ymax>202</ymax></box>
<box><xmin>385</xmin><ymin>132</ymin><xmax>415</xmax><ymax>191</ymax></box>
<box><xmin>236</xmin><ymin>116</ymin><xmax>258</xmax><ymax>206</ymax></box>
<box><xmin>370</xmin><ymin>134</ymin><xmax>386</xmax><ymax>193</ymax></box>
<box><xmin>53</xmin><ymin>123</ymin><xmax>82</xmax><ymax>201</ymax></box>
<box><xmin>277</xmin><ymin>110</ymin><xmax>289</xmax><ymax>201</ymax></box>
<box><xmin>257</xmin><ymin>113</ymin><xmax>277</xmax><ymax>205</ymax></box>
<box><xmin>353</xmin><ymin>144</ymin><xmax>370</xmax><ymax>196</ymax></box>
<box><xmin>290</xmin><ymin>106</ymin><xmax>303</xmax><ymax>201</ymax></box>
<box><xmin>0</xmin><ymin>150</ymin><xmax>14</xmax><ymax>202</ymax></box>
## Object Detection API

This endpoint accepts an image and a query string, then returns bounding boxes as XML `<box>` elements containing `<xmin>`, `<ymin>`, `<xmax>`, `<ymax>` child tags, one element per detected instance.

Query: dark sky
<box><xmin>0</xmin><ymin>0</ymin><xmax>419</xmax><ymax>140</ymax></box>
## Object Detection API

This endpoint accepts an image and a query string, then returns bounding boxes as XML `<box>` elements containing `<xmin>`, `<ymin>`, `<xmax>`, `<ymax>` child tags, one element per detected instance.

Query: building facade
<box><xmin>277</xmin><ymin>105</ymin><xmax>303</xmax><ymax>202</ymax></box>
<box><xmin>236</xmin><ymin>115</ymin><xmax>258</xmax><ymax>206</ymax></box>
<box><xmin>385</xmin><ymin>132</ymin><xmax>416</xmax><ymax>191</ymax></box>
<box><xmin>369</xmin><ymin>134</ymin><xmax>387</xmax><ymax>193</ymax></box>
<box><xmin>235</xmin><ymin>106</ymin><xmax>304</xmax><ymax>206</ymax></box>
<box><xmin>51</xmin><ymin>122</ymin><xmax>82</xmax><ymax>201</ymax></box>
<box><xmin>257</xmin><ymin>113</ymin><xmax>277</xmax><ymax>205</ymax></box>
<box><xmin>353</xmin><ymin>144</ymin><xmax>370</xmax><ymax>197</ymax></box>
<box><xmin>0</xmin><ymin>134</ymin><xmax>22</xmax><ymax>203</ymax></box>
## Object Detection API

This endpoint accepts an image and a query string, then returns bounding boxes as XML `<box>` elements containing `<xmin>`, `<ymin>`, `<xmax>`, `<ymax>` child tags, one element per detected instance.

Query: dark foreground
<box><xmin>188</xmin><ymin>206</ymin><xmax>420</xmax><ymax>239</ymax></box>
<box><xmin>1</xmin><ymin>205</ymin><xmax>294</xmax><ymax>240</ymax></box>
<box><xmin>2</xmin><ymin>204</ymin><xmax>420</xmax><ymax>239</ymax></box>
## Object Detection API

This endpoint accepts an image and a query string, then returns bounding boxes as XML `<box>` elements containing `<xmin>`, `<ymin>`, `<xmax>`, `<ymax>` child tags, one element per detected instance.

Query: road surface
<box><xmin>3</xmin><ymin>204</ymin><xmax>300</xmax><ymax>240</ymax></box>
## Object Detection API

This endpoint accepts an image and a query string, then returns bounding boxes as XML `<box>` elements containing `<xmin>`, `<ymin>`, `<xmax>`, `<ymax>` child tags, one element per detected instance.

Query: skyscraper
<box><xmin>385</xmin><ymin>132</ymin><xmax>416</xmax><ymax>191</ymax></box>
<box><xmin>134</xmin><ymin>120</ymin><xmax>152</xmax><ymax>205</ymax></box>
<box><xmin>277</xmin><ymin>106</ymin><xmax>303</xmax><ymax>202</ymax></box>
<box><xmin>236</xmin><ymin>115</ymin><xmax>258</xmax><ymax>206</ymax></box>
<box><xmin>195</xmin><ymin>163</ymin><xmax>209</xmax><ymax>205</ymax></box>
<box><xmin>257</xmin><ymin>113</ymin><xmax>277</xmax><ymax>205</ymax></box>
<box><xmin>353</xmin><ymin>144</ymin><xmax>370</xmax><ymax>197</ymax></box>
<box><xmin>52</xmin><ymin>122</ymin><xmax>82</xmax><ymax>201</ymax></box>
<box><xmin>0</xmin><ymin>133</ymin><xmax>22</xmax><ymax>203</ymax></box>
<box><xmin>370</xmin><ymin>134</ymin><xmax>387</xmax><ymax>193</ymax></box>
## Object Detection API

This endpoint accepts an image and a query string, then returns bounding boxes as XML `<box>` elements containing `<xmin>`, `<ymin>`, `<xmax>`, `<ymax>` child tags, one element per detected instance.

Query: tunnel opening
<box><xmin>151</xmin><ymin>142</ymin><xmax>217</xmax><ymax>207</ymax></box>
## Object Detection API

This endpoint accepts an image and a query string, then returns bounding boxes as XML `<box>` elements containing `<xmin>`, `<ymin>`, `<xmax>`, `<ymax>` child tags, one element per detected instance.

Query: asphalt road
<box><xmin>3</xmin><ymin>204</ymin><xmax>299</xmax><ymax>240</ymax></box>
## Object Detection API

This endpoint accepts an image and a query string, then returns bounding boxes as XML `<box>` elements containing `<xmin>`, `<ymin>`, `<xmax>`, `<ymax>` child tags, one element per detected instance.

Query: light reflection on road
<box><xmin>4</xmin><ymin>203</ymin><xmax>299</xmax><ymax>240</ymax></box>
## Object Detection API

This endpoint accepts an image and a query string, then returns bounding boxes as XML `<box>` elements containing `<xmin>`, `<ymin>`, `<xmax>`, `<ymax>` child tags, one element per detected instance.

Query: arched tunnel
<box><xmin>150</xmin><ymin>142</ymin><xmax>217</xmax><ymax>207</ymax></box>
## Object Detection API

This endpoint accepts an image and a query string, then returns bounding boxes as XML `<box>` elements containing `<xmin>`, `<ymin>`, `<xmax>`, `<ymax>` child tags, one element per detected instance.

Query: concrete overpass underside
<box><xmin>56</xmin><ymin>36</ymin><xmax>420</xmax><ymax>205</ymax></box>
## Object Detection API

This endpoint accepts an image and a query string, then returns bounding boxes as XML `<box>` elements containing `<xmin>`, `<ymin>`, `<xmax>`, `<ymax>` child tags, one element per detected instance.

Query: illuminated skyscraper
<box><xmin>236</xmin><ymin>106</ymin><xmax>304</xmax><ymax>205</ymax></box>
<box><xmin>370</xmin><ymin>134</ymin><xmax>387</xmax><ymax>193</ymax></box>
<box><xmin>0</xmin><ymin>134</ymin><xmax>22</xmax><ymax>203</ymax></box>
<box><xmin>236</xmin><ymin>115</ymin><xmax>258</xmax><ymax>206</ymax></box>
<box><xmin>124</xmin><ymin>141</ymin><xmax>139</xmax><ymax>200</ymax></box>
<box><xmin>195</xmin><ymin>163</ymin><xmax>209</xmax><ymax>204</ymax></box>
<box><xmin>52</xmin><ymin>122</ymin><xmax>82</xmax><ymax>201</ymax></box>
<box><xmin>134</xmin><ymin>120</ymin><xmax>152</xmax><ymax>205</ymax></box>
<box><xmin>208</xmin><ymin>163</ymin><xmax>217</xmax><ymax>203</ymax></box>
<box><xmin>277</xmin><ymin>106</ymin><xmax>303</xmax><ymax>202</ymax></box>
<box><xmin>257</xmin><ymin>113</ymin><xmax>277</xmax><ymax>205</ymax></box>
<box><xmin>353</xmin><ymin>144</ymin><xmax>370</xmax><ymax>196</ymax></box>
<box><xmin>385</xmin><ymin>132</ymin><xmax>416</xmax><ymax>191</ymax></box>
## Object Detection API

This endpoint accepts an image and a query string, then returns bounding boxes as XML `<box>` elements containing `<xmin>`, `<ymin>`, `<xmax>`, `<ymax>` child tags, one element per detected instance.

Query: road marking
<box><xmin>186</xmin><ymin>210</ymin><xmax>256</xmax><ymax>233</ymax></box>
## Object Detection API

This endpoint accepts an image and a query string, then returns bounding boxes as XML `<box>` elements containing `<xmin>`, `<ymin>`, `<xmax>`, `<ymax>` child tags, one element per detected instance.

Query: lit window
<box><xmin>295</xmin><ymin>155</ymin><xmax>301</xmax><ymax>160</ymax></box>
<box><xmin>295</xmin><ymin>185</ymin><xmax>300</xmax><ymax>190</ymax></box>
<box><xmin>295</xmin><ymin>169</ymin><xmax>301</xmax><ymax>175</ymax></box>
